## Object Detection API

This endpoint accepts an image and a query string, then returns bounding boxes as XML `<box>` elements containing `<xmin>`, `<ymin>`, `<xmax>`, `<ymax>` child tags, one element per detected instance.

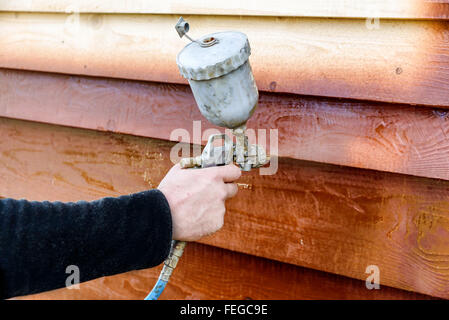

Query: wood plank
<box><xmin>0</xmin><ymin>117</ymin><xmax>448</xmax><ymax>298</ymax></box>
<box><xmin>14</xmin><ymin>243</ymin><xmax>433</xmax><ymax>300</ymax></box>
<box><xmin>1</xmin><ymin>0</ymin><xmax>449</xmax><ymax>20</ymax></box>
<box><xmin>1</xmin><ymin>13</ymin><xmax>449</xmax><ymax>107</ymax></box>
<box><xmin>2</xmin><ymin>68</ymin><xmax>449</xmax><ymax>181</ymax></box>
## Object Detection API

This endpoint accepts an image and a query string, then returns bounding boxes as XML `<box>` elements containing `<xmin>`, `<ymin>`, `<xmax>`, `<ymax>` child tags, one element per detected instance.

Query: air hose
<box><xmin>144</xmin><ymin>240</ymin><xmax>186</xmax><ymax>300</ymax></box>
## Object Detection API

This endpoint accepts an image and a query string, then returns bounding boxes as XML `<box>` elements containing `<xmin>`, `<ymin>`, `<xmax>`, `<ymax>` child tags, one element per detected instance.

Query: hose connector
<box><xmin>160</xmin><ymin>240</ymin><xmax>186</xmax><ymax>281</ymax></box>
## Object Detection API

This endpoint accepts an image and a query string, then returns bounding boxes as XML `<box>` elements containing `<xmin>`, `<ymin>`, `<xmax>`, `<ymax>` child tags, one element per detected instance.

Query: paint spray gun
<box><xmin>145</xmin><ymin>17</ymin><xmax>269</xmax><ymax>300</ymax></box>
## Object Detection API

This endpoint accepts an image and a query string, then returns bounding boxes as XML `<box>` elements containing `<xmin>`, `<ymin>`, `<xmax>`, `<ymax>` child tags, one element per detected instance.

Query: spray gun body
<box><xmin>175</xmin><ymin>18</ymin><xmax>269</xmax><ymax>171</ymax></box>
<box><xmin>180</xmin><ymin>130</ymin><xmax>268</xmax><ymax>170</ymax></box>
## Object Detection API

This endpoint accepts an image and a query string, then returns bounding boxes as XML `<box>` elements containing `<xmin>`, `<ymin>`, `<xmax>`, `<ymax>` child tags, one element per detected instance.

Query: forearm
<box><xmin>0</xmin><ymin>189</ymin><xmax>172</xmax><ymax>299</ymax></box>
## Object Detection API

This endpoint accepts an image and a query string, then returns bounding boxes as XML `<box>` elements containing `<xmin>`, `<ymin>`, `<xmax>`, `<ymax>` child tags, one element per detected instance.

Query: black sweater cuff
<box><xmin>0</xmin><ymin>189</ymin><xmax>173</xmax><ymax>299</ymax></box>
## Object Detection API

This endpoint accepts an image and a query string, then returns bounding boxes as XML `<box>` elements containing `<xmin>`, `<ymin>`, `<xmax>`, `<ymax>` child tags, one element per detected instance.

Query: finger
<box><xmin>224</xmin><ymin>183</ymin><xmax>238</xmax><ymax>199</ymax></box>
<box><xmin>217</xmin><ymin>164</ymin><xmax>242</xmax><ymax>182</ymax></box>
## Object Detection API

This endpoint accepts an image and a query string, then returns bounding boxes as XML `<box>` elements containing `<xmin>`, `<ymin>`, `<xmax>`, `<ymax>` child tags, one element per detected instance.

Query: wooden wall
<box><xmin>2</xmin><ymin>1</ymin><xmax>449</xmax><ymax>19</ymax></box>
<box><xmin>2</xmin><ymin>69</ymin><xmax>449</xmax><ymax>181</ymax></box>
<box><xmin>0</xmin><ymin>13</ymin><xmax>448</xmax><ymax>107</ymax></box>
<box><xmin>16</xmin><ymin>241</ymin><xmax>433</xmax><ymax>300</ymax></box>
<box><xmin>0</xmin><ymin>117</ymin><xmax>447</xmax><ymax>299</ymax></box>
<box><xmin>1</xmin><ymin>1</ymin><xmax>448</xmax><ymax>299</ymax></box>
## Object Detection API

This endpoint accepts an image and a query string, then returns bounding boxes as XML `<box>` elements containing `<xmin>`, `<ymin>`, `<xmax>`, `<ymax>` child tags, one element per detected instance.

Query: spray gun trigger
<box><xmin>179</xmin><ymin>134</ymin><xmax>233</xmax><ymax>169</ymax></box>
<box><xmin>201</xmin><ymin>134</ymin><xmax>233</xmax><ymax>168</ymax></box>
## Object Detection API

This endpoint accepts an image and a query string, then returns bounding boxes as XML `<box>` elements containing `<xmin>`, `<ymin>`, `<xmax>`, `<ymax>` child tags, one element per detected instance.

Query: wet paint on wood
<box><xmin>0</xmin><ymin>117</ymin><xmax>448</xmax><ymax>298</ymax></box>
<box><xmin>15</xmin><ymin>243</ymin><xmax>434</xmax><ymax>300</ymax></box>
<box><xmin>1</xmin><ymin>69</ymin><xmax>449</xmax><ymax>181</ymax></box>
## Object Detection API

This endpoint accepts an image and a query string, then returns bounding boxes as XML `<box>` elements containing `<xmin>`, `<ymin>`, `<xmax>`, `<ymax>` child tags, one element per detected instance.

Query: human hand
<box><xmin>158</xmin><ymin>163</ymin><xmax>241</xmax><ymax>241</ymax></box>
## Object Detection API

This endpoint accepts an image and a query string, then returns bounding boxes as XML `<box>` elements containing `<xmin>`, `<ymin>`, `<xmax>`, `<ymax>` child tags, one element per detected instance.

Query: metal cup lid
<box><xmin>176</xmin><ymin>31</ymin><xmax>251</xmax><ymax>81</ymax></box>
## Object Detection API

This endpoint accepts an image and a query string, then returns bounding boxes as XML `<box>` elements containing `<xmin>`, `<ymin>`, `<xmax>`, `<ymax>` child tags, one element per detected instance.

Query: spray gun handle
<box><xmin>148</xmin><ymin>134</ymin><xmax>232</xmax><ymax>299</ymax></box>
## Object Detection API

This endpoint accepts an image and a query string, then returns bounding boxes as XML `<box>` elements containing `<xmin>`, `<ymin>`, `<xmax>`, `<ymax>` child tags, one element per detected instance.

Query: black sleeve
<box><xmin>0</xmin><ymin>189</ymin><xmax>173</xmax><ymax>299</ymax></box>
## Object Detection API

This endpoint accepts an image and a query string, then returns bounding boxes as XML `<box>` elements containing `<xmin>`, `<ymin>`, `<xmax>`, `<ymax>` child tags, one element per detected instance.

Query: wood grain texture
<box><xmin>1</xmin><ymin>0</ymin><xmax>449</xmax><ymax>20</ymax></box>
<box><xmin>1</xmin><ymin>13</ymin><xmax>449</xmax><ymax>106</ymax></box>
<box><xmin>2</xmin><ymin>68</ymin><xmax>449</xmax><ymax>181</ymax></box>
<box><xmin>0</xmin><ymin>117</ymin><xmax>448</xmax><ymax>298</ymax></box>
<box><xmin>15</xmin><ymin>243</ymin><xmax>433</xmax><ymax>300</ymax></box>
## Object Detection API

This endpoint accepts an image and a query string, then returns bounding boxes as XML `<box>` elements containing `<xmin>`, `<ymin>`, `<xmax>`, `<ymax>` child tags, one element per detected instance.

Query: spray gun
<box><xmin>144</xmin><ymin>17</ymin><xmax>269</xmax><ymax>300</ymax></box>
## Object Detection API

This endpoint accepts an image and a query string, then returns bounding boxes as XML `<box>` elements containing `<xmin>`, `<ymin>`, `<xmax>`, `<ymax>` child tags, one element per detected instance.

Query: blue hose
<box><xmin>144</xmin><ymin>240</ymin><xmax>186</xmax><ymax>300</ymax></box>
<box><xmin>144</xmin><ymin>279</ymin><xmax>168</xmax><ymax>300</ymax></box>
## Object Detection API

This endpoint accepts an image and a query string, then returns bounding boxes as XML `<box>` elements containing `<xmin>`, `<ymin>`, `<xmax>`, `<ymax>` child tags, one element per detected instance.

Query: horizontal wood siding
<box><xmin>1</xmin><ymin>69</ymin><xmax>449</xmax><ymax>181</ymax></box>
<box><xmin>1</xmin><ymin>117</ymin><xmax>448</xmax><ymax>298</ymax></box>
<box><xmin>15</xmin><ymin>243</ymin><xmax>433</xmax><ymax>300</ymax></box>
<box><xmin>1</xmin><ymin>3</ymin><xmax>449</xmax><ymax>300</ymax></box>
<box><xmin>1</xmin><ymin>13</ymin><xmax>448</xmax><ymax>106</ymax></box>
<box><xmin>2</xmin><ymin>0</ymin><xmax>448</xmax><ymax>20</ymax></box>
